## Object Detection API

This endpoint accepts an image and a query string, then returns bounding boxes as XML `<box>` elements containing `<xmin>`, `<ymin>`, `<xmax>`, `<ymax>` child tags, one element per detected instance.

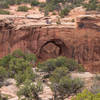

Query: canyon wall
<box><xmin>0</xmin><ymin>17</ymin><xmax>100</xmax><ymax>72</ymax></box>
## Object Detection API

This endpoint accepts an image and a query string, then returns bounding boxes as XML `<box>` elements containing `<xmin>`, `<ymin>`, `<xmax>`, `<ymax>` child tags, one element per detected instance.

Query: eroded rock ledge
<box><xmin>0</xmin><ymin>16</ymin><xmax>100</xmax><ymax>72</ymax></box>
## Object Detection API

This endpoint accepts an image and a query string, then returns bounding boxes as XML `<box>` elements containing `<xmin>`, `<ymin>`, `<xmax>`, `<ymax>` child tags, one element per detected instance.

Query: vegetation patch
<box><xmin>0</xmin><ymin>9</ymin><xmax>10</xmax><ymax>15</ymax></box>
<box><xmin>17</xmin><ymin>6</ymin><xmax>30</xmax><ymax>12</ymax></box>
<box><xmin>72</xmin><ymin>89</ymin><xmax>100</xmax><ymax>100</ymax></box>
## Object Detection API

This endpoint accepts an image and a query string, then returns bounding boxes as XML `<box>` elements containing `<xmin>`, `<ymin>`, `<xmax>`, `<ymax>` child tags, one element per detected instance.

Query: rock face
<box><xmin>0</xmin><ymin>16</ymin><xmax>100</xmax><ymax>72</ymax></box>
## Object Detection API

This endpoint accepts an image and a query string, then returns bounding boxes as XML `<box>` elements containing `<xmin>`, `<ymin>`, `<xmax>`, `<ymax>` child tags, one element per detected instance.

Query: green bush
<box><xmin>0</xmin><ymin>66</ymin><xmax>7</xmax><ymax>81</ymax></box>
<box><xmin>59</xmin><ymin>8</ymin><xmax>70</xmax><ymax>18</ymax></box>
<box><xmin>38</xmin><ymin>58</ymin><xmax>57</xmax><ymax>74</ymax></box>
<box><xmin>39</xmin><ymin>2</ymin><xmax>46</xmax><ymax>8</ymax></box>
<box><xmin>83</xmin><ymin>0</ymin><xmax>97</xmax><ymax>11</ymax></box>
<box><xmin>0</xmin><ymin>2</ymin><xmax>9</xmax><ymax>9</ymax></box>
<box><xmin>31</xmin><ymin>0</ymin><xmax>40</xmax><ymax>6</ymax></box>
<box><xmin>9</xmin><ymin>58</ymin><xmax>32</xmax><ymax>76</ymax></box>
<box><xmin>72</xmin><ymin>89</ymin><xmax>100</xmax><ymax>100</ymax></box>
<box><xmin>12</xmin><ymin>49</ymin><xmax>25</xmax><ymax>58</ymax></box>
<box><xmin>50</xmin><ymin>67</ymin><xmax>69</xmax><ymax>83</ymax></box>
<box><xmin>90</xmin><ymin>78</ymin><xmax>100</xmax><ymax>94</ymax></box>
<box><xmin>96</xmin><ymin>4</ymin><xmax>100</xmax><ymax>11</ymax></box>
<box><xmin>38</xmin><ymin>56</ymin><xmax>84</xmax><ymax>74</ymax></box>
<box><xmin>0</xmin><ymin>9</ymin><xmax>10</xmax><ymax>15</ymax></box>
<box><xmin>44</xmin><ymin>10</ymin><xmax>49</xmax><ymax>16</ymax></box>
<box><xmin>17</xmin><ymin>80</ymin><xmax>43</xmax><ymax>100</ymax></box>
<box><xmin>0</xmin><ymin>49</ymin><xmax>37</xmax><ymax>85</ymax></box>
<box><xmin>56</xmin><ymin>17</ymin><xmax>61</xmax><ymax>24</ymax></box>
<box><xmin>25</xmin><ymin>53</ymin><xmax>37</xmax><ymax>65</ymax></box>
<box><xmin>6</xmin><ymin>0</ymin><xmax>16</xmax><ymax>5</ymax></box>
<box><xmin>17</xmin><ymin>6</ymin><xmax>29</xmax><ymax>12</ymax></box>
<box><xmin>0</xmin><ymin>54</ymin><xmax>13</xmax><ymax>68</ymax></box>
<box><xmin>50</xmin><ymin>75</ymin><xmax>83</xmax><ymax>99</ymax></box>
<box><xmin>50</xmin><ymin>65</ymin><xmax>83</xmax><ymax>99</ymax></box>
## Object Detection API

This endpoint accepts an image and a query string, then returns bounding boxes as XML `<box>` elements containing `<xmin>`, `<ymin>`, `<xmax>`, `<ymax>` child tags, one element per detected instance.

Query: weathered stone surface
<box><xmin>0</xmin><ymin>16</ymin><xmax>100</xmax><ymax>72</ymax></box>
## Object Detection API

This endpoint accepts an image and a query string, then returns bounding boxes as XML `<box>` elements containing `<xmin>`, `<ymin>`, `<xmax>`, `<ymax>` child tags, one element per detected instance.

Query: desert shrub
<box><xmin>38</xmin><ymin>58</ymin><xmax>57</xmax><ymax>74</ymax></box>
<box><xmin>0</xmin><ymin>49</ymin><xmax>37</xmax><ymax>85</ymax></box>
<box><xmin>56</xmin><ymin>56</ymin><xmax>84</xmax><ymax>71</ymax></box>
<box><xmin>72</xmin><ymin>89</ymin><xmax>100</xmax><ymax>100</ymax></box>
<box><xmin>8</xmin><ymin>57</ymin><xmax>37</xmax><ymax>85</ymax></box>
<box><xmin>90</xmin><ymin>77</ymin><xmax>100</xmax><ymax>94</ymax></box>
<box><xmin>9</xmin><ymin>58</ymin><xmax>32</xmax><ymax>76</ymax></box>
<box><xmin>0</xmin><ymin>9</ymin><xmax>10</xmax><ymax>15</ymax></box>
<box><xmin>39</xmin><ymin>2</ymin><xmax>46</xmax><ymax>8</ymax></box>
<box><xmin>0</xmin><ymin>66</ymin><xmax>8</xmax><ymax>88</ymax></box>
<box><xmin>96</xmin><ymin>4</ymin><xmax>100</xmax><ymax>11</ymax></box>
<box><xmin>25</xmin><ymin>53</ymin><xmax>37</xmax><ymax>65</ymax></box>
<box><xmin>83</xmin><ymin>0</ymin><xmax>97</xmax><ymax>11</ymax></box>
<box><xmin>44</xmin><ymin>10</ymin><xmax>49</xmax><ymax>16</ymax></box>
<box><xmin>0</xmin><ymin>54</ymin><xmax>13</xmax><ymax>68</ymax></box>
<box><xmin>56</xmin><ymin>17</ymin><xmax>61</xmax><ymax>24</ymax></box>
<box><xmin>17</xmin><ymin>80</ymin><xmax>43</xmax><ymax>100</ymax></box>
<box><xmin>0</xmin><ymin>2</ymin><xmax>9</xmax><ymax>9</ymax></box>
<box><xmin>6</xmin><ymin>0</ymin><xmax>16</xmax><ymax>5</ymax></box>
<box><xmin>38</xmin><ymin>56</ymin><xmax>84</xmax><ymax>74</ymax></box>
<box><xmin>90</xmin><ymin>83</ymin><xmax>100</xmax><ymax>94</ymax></box>
<box><xmin>50</xmin><ymin>67</ymin><xmax>69</xmax><ymax>83</ymax></box>
<box><xmin>52</xmin><ymin>12</ymin><xmax>56</xmax><ymax>15</ymax></box>
<box><xmin>17</xmin><ymin>6</ymin><xmax>29</xmax><ymax>12</ymax></box>
<box><xmin>50</xmin><ymin>75</ymin><xmax>83</xmax><ymax>99</ymax></box>
<box><xmin>72</xmin><ymin>19</ymin><xmax>75</xmax><ymax>22</ymax></box>
<box><xmin>95</xmin><ymin>74</ymin><xmax>100</xmax><ymax>80</ymax></box>
<box><xmin>59</xmin><ymin>8</ymin><xmax>70</xmax><ymax>18</ymax></box>
<box><xmin>31</xmin><ymin>0</ymin><xmax>40</xmax><ymax>6</ymax></box>
<box><xmin>0</xmin><ymin>66</ymin><xmax>7</xmax><ymax>81</ymax></box>
<box><xmin>50</xmin><ymin>65</ymin><xmax>83</xmax><ymax>99</ymax></box>
<box><xmin>12</xmin><ymin>49</ymin><xmax>25</xmax><ymax>58</ymax></box>
<box><xmin>15</xmin><ymin>67</ymin><xmax>36</xmax><ymax>86</ymax></box>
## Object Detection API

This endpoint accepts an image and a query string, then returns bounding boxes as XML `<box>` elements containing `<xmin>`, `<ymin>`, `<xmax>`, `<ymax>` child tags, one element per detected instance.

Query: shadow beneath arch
<box><xmin>38</xmin><ymin>39</ymin><xmax>70</xmax><ymax>60</ymax></box>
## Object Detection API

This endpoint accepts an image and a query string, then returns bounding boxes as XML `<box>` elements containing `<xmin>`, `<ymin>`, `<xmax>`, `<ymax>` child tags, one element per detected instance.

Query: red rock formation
<box><xmin>0</xmin><ymin>16</ymin><xmax>100</xmax><ymax>72</ymax></box>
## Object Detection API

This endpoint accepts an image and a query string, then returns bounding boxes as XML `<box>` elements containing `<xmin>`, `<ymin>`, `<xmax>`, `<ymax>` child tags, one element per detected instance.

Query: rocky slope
<box><xmin>0</xmin><ymin>15</ymin><xmax>100</xmax><ymax>72</ymax></box>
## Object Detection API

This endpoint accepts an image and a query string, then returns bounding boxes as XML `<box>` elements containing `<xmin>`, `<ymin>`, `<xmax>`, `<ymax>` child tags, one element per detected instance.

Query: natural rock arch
<box><xmin>38</xmin><ymin>39</ymin><xmax>69</xmax><ymax>60</ymax></box>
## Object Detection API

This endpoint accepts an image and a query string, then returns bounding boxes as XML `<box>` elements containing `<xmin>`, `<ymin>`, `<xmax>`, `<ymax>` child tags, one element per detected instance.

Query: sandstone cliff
<box><xmin>0</xmin><ymin>16</ymin><xmax>100</xmax><ymax>72</ymax></box>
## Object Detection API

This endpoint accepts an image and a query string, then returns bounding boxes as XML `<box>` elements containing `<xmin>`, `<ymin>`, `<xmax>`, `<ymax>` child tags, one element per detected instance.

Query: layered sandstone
<box><xmin>0</xmin><ymin>16</ymin><xmax>100</xmax><ymax>72</ymax></box>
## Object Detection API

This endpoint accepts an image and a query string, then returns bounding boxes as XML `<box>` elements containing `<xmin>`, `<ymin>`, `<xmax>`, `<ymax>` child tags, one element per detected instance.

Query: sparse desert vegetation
<box><xmin>0</xmin><ymin>0</ymin><xmax>100</xmax><ymax>100</ymax></box>
<box><xmin>0</xmin><ymin>50</ymin><xmax>100</xmax><ymax>100</ymax></box>
<box><xmin>0</xmin><ymin>0</ymin><xmax>100</xmax><ymax>17</ymax></box>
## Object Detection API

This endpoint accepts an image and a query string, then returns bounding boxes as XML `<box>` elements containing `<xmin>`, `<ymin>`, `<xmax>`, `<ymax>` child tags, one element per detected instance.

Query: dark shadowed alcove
<box><xmin>38</xmin><ymin>39</ymin><xmax>69</xmax><ymax>60</ymax></box>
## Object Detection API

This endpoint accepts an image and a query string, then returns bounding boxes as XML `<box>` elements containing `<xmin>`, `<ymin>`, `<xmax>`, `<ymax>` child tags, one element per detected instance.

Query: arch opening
<box><xmin>38</xmin><ymin>39</ymin><xmax>68</xmax><ymax>60</ymax></box>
